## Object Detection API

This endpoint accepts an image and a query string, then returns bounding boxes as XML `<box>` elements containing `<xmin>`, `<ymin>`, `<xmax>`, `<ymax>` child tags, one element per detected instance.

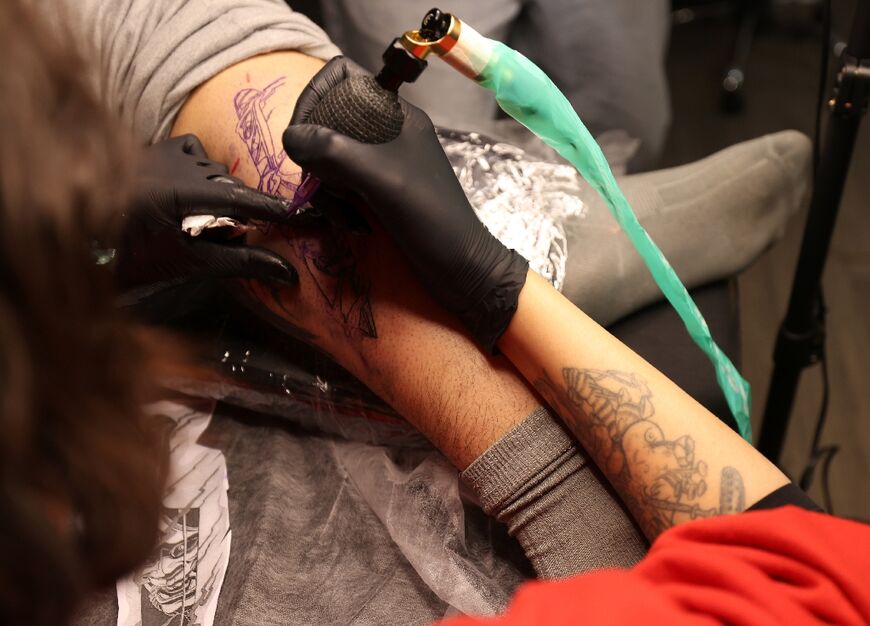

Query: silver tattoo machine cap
<box><xmin>399</xmin><ymin>9</ymin><xmax>496</xmax><ymax>81</ymax></box>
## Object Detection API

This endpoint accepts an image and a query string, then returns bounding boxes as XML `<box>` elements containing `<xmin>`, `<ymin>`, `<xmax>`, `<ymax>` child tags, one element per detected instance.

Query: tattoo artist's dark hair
<box><xmin>0</xmin><ymin>2</ymin><xmax>176</xmax><ymax>623</ymax></box>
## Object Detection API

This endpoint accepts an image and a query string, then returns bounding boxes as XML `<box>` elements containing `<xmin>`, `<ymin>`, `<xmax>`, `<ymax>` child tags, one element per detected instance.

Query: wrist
<box><xmin>458</xmin><ymin>248</ymin><xmax>529</xmax><ymax>353</ymax></box>
<box><xmin>497</xmin><ymin>269</ymin><xmax>552</xmax><ymax>360</ymax></box>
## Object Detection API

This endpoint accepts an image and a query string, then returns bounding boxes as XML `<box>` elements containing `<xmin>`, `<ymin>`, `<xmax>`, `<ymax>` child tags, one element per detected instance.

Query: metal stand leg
<box><xmin>758</xmin><ymin>0</ymin><xmax>870</xmax><ymax>463</ymax></box>
<box><xmin>721</xmin><ymin>0</ymin><xmax>766</xmax><ymax>112</ymax></box>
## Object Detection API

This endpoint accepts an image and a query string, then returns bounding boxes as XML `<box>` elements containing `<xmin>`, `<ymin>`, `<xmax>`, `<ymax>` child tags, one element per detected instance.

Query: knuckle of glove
<box><xmin>401</xmin><ymin>102</ymin><xmax>437</xmax><ymax>139</ymax></box>
<box><xmin>313</xmin><ymin>56</ymin><xmax>354</xmax><ymax>96</ymax></box>
<box><xmin>328</xmin><ymin>55</ymin><xmax>368</xmax><ymax>80</ymax></box>
<box><xmin>251</xmin><ymin>249</ymin><xmax>295</xmax><ymax>281</ymax></box>
<box><xmin>298</xmin><ymin>130</ymin><xmax>347</xmax><ymax>178</ymax></box>
<box><xmin>283</xmin><ymin>125</ymin><xmax>321</xmax><ymax>163</ymax></box>
<box><xmin>176</xmin><ymin>134</ymin><xmax>199</xmax><ymax>150</ymax></box>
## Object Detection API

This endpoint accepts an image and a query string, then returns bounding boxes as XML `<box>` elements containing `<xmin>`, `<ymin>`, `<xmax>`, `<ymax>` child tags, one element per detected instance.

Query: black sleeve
<box><xmin>748</xmin><ymin>483</ymin><xmax>823</xmax><ymax>513</ymax></box>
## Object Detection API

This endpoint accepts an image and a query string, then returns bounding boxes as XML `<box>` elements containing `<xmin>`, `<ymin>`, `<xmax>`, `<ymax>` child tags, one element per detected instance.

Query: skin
<box><xmin>500</xmin><ymin>271</ymin><xmax>790</xmax><ymax>539</ymax></box>
<box><xmin>171</xmin><ymin>52</ymin><xmax>540</xmax><ymax>470</ymax></box>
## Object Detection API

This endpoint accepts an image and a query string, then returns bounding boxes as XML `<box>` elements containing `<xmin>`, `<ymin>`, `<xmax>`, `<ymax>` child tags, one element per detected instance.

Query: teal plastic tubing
<box><xmin>477</xmin><ymin>41</ymin><xmax>752</xmax><ymax>441</ymax></box>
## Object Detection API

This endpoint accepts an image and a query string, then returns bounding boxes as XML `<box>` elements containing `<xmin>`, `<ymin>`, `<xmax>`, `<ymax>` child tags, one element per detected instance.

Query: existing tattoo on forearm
<box><xmin>534</xmin><ymin>368</ymin><xmax>745</xmax><ymax>535</ymax></box>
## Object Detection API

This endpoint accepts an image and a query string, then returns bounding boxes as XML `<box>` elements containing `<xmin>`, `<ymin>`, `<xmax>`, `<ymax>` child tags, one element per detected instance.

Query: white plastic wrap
<box><xmin>332</xmin><ymin>442</ymin><xmax>522</xmax><ymax>617</ymax></box>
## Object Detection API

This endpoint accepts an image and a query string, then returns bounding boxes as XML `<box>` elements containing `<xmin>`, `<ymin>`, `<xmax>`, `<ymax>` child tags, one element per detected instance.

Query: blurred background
<box><xmin>289</xmin><ymin>0</ymin><xmax>869</xmax><ymax>520</ymax></box>
<box><xmin>661</xmin><ymin>0</ymin><xmax>869</xmax><ymax>524</ymax></box>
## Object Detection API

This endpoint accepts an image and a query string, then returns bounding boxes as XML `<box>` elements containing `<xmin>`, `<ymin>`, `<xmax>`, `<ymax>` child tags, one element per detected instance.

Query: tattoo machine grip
<box><xmin>307</xmin><ymin>41</ymin><xmax>428</xmax><ymax>144</ymax></box>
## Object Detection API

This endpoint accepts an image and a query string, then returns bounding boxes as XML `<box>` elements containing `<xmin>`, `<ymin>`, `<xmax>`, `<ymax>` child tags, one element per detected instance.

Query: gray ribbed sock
<box><xmin>462</xmin><ymin>407</ymin><xmax>647</xmax><ymax>578</ymax></box>
<box><xmin>562</xmin><ymin>130</ymin><xmax>812</xmax><ymax>325</ymax></box>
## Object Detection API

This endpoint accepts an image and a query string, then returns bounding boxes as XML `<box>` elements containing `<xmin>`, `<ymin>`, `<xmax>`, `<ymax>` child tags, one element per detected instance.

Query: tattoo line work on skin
<box><xmin>293</xmin><ymin>230</ymin><xmax>377</xmax><ymax>339</ymax></box>
<box><xmin>234</xmin><ymin>77</ymin><xmax>300</xmax><ymax>196</ymax></box>
<box><xmin>535</xmin><ymin>368</ymin><xmax>745</xmax><ymax>535</ymax></box>
<box><xmin>233</xmin><ymin>78</ymin><xmax>377</xmax><ymax>339</ymax></box>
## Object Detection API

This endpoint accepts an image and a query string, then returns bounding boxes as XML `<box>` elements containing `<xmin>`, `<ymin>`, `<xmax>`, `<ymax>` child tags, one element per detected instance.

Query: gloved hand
<box><xmin>283</xmin><ymin>57</ymin><xmax>528</xmax><ymax>351</ymax></box>
<box><xmin>114</xmin><ymin>134</ymin><xmax>297</xmax><ymax>320</ymax></box>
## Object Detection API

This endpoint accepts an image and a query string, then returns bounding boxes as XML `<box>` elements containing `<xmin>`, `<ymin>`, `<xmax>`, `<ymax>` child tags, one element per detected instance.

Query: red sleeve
<box><xmin>437</xmin><ymin>507</ymin><xmax>870</xmax><ymax>626</ymax></box>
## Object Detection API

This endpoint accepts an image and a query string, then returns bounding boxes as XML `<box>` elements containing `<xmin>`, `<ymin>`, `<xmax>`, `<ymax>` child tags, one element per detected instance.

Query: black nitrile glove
<box><xmin>114</xmin><ymin>134</ymin><xmax>297</xmax><ymax>321</ymax></box>
<box><xmin>283</xmin><ymin>57</ymin><xmax>528</xmax><ymax>351</ymax></box>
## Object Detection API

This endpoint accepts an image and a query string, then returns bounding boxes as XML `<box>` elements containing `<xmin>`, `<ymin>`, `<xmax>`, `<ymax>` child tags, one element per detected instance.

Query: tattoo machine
<box><xmin>392</xmin><ymin>8</ymin><xmax>753</xmax><ymax>441</ymax></box>
<box><xmin>289</xmin><ymin>21</ymin><xmax>432</xmax><ymax>211</ymax></box>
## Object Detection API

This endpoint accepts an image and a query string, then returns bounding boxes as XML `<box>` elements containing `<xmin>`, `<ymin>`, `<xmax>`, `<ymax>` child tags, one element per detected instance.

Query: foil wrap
<box><xmin>438</xmin><ymin>129</ymin><xmax>587</xmax><ymax>291</ymax></box>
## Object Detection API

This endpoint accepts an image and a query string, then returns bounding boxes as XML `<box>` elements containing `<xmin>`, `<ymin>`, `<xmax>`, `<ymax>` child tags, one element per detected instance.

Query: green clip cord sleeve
<box><xmin>476</xmin><ymin>41</ymin><xmax>752</xmax><ymax>441</ymax></box>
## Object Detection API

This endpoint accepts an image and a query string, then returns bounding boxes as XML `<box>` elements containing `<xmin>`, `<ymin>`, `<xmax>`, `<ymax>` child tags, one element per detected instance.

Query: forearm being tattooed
<box><xmin>500</xmin><ymin>271</ymin><xmax>789</xmax><ymax>540</ymax></box>
<box><xmin>175</xmin><ymin>53</ymin><xmax>377</xmax><ymax>339</ymax></box>
<box><xmin>169</xmin><ymin>51</ymin><xmax>541</xmax><ymax>468</ymax></box>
